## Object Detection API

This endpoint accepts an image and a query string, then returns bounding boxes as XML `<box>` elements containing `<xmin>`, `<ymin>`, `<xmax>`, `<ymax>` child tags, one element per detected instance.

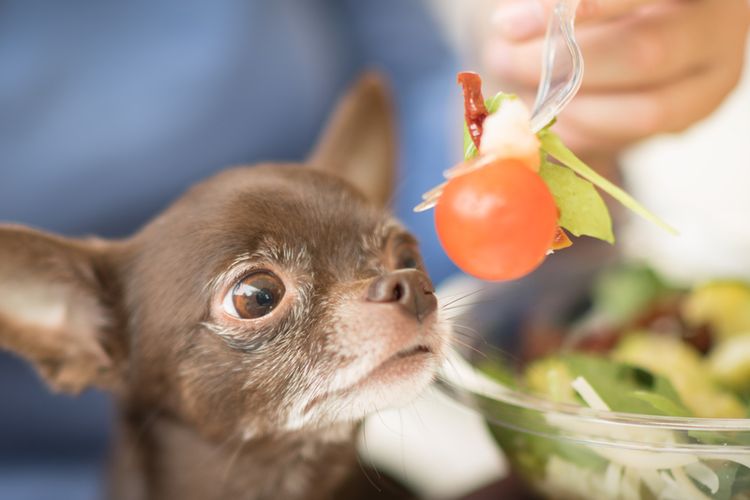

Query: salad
<box><xmin>416</xmin><ymin>71</ymin><xmax>674</xmax><ymax>282</ymax></box>
<box><xmin>474</xmin><ymin>265</ymin><xmax>750</xmax><ymax>500</ymax></box>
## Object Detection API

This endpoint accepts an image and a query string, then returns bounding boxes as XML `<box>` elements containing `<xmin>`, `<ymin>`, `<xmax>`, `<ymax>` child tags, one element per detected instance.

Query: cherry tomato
<box><xmin>435</xmin><ymin>158</ymin><xmax>558</xmax><ymax>281</ymax></box>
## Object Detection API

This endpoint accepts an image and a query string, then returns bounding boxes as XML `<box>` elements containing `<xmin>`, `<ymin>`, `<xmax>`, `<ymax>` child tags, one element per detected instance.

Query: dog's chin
<box><xmin>356</xmin><ymin>344</ymin><xmax>437</xmax><ymax>396</ymax></box>
<box><xmin>284</xmin><ymin>347</ymin><xmax>441</xmax><ymax>431</ymax></box>
<box><xmin>328</xmin><ymin>349</ymin><xmax>439</xmax><ymax>421</ymax></box>
<box><xmin>339</xmin><ymin>343</ymin><xmax>436</xmax><ymax>403</ymax></box>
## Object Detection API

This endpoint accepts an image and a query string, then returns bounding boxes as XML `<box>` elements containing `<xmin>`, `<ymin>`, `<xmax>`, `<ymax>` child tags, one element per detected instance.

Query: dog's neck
<box><xmin>110</xmin><ymin>411</ymin><xmax>358</xmax><ymax>500</ymax></box>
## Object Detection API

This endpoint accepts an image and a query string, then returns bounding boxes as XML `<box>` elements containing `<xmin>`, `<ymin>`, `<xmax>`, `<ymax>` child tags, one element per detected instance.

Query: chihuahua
<box><xmin>0</xmin><ymin>75</ymin><xmax>450</xmax><ymax>500</ymax></box>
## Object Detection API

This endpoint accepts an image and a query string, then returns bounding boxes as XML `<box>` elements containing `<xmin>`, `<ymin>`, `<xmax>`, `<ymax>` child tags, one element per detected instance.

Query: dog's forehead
<box><xmin>139</xmin><ymin>164</ymin><xmax>397</xmax><ymax>279</ymax></box>
<box><xmin>214</xmin><ymin>166</ymin><xmax>389</xmax><ymax>247</ymax></box>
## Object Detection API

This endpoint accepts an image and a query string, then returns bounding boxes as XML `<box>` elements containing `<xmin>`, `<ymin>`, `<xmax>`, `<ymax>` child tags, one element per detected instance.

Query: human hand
<box><xmin>481</xmin><ymin>0</ymin><xmax>750</xmax><ymax>159</ymax></box>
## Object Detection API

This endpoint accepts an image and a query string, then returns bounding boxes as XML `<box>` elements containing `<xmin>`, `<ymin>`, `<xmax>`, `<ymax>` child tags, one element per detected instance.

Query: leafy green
<box><xmin>560</xmin><ymin>354</ymin><xmax>691</xmax><ymax>416</ymax></box>
<box><xmin>497</xmin><ymin>351</ymin><xmax>693</xmax><ymax>417</ymax></box>
<box><xmin>613</xmin><ymin>332</ymin><xmax>747</xmax><ymax>418</ymax></box>
<box><xmin>715</xmin><ymin>462</ymin><xmax>740</xmax><ymax>500</ymax></box>
<box><xmin>731</xmin><ymin>463</ymin><xmax>750</xmax><ymax>497</ymax></box>
<box><xmin>457</xmin><ymin>86</ymin><xmax>674</xmax><ymax>247</ymax></box>
<box><xmin>538</xmin><ymin>129</ymin><xmax>676</xmax><ymax>234</ymax></box>
<box><xmin>592</xmin><ymin>264</ymin><xmax>668</xmax><ymax>322</ymax></box>
<box><xmin>479</xmin><ymin>358</ymin><xmax>607</xmax><ymax>476</ymax></box>
<box><xmin>463</xmin><ymin>124</ymin><xmax>478</xmax><ymax>159</ymax></box>
<box><xmin>483</xmin><ymin>392</ymin><xmax>607</xmax><ymax>477</ymax></box>
<box><xmin>524</xmin><ymin>351</ymin><xmax>750</xmax><ymax>445</ymax></box>
<box><xmin>628</xmin><ymin>391</ymin><xmax>692</xmax><ymax>417</ymax></box>
<box><xmin>690</xmin><ymin>428</ymin><xmax>750</xmax><ymax>447</ymax></box>
<box><xmin>476</xmin><ymin>356</ymin><xmax>518</xmax><ymax>389</ymax></box>
<box><xmin>539</xmin><ymin>161</ymin><xmax>614</xmax><ymax>244</ymax></box>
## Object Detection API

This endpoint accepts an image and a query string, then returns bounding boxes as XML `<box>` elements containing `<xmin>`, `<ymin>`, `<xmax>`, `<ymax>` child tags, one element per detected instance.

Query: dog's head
<box><xmin>0</xmin><ymin>75</ymin><xmax>449</xmax><ymax>441</ymax></box>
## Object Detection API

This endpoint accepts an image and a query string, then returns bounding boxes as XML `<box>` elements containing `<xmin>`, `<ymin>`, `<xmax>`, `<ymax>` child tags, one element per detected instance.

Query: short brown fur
<box><xmin>0</xmin><ymin>75</ymin><xmax>448</xmax><ymax>500</ymax></box>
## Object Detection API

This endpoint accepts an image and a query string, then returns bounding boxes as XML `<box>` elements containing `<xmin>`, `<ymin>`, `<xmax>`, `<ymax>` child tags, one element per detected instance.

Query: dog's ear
<box><xmin>308</xmin><ymin>73</ymin><xmax>397</xmax><ymax>208</ymax></box>
<box><xmin>0</xmin><ymin>225</ymin><xmax>123</xmax><ymax>394</ymax></box>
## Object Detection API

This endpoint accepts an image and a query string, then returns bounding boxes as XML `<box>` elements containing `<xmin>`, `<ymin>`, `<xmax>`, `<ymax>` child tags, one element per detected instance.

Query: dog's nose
<box><xmin>366</xmin><ymin>270</ymin><xmax>437</xmax><ymax>321</ymax></box>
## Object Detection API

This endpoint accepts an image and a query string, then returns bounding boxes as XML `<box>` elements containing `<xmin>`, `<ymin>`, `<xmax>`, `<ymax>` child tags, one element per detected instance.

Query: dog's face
<box><xmin>127</xmin><ymin>164</ymin><xmax>447</xmax><ymax>439</ymax></box>
<box><xmin>0</xmin><ymin>76</ymin><xmax>449</xmax><ymax>442</ymax></box>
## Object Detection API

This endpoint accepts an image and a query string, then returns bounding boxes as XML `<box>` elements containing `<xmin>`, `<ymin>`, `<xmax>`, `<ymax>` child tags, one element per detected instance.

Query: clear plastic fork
<box><xmin>530</xmin><ymin>0</ymin><xmax>584</xmax><ymax>133</ymax></box>
<box><xmin>414</xmin><ymin>0</ymin><xmax>584</xmax><ymax>213</ymax></box>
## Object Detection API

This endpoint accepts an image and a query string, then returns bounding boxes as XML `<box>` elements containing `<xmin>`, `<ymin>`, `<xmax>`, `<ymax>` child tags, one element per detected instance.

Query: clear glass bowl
<box><xmin>440</xmin><ymin>365</ymin><xmax>750</xmax><ymax>500</ymax></box>
<box><xmin>437</xmin><ymin>252</ymin><xmax>750</xmax><ymax>500</ymax></box>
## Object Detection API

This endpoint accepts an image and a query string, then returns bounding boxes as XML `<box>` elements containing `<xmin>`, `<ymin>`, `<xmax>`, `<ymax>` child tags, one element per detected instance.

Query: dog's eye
<box><xmin>223</xmin><ymin>271</ymin><xmax>285</xmax><ymax>319</ymax></box>
<box><xmin>395</xmin><ymin>245</ymin><xmax>422</xmax><ymax>270</ymax></box>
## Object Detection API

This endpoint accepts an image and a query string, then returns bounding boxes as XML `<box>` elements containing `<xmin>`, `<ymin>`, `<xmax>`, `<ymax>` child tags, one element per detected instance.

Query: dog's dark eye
<box><xmin>223</xmin><ymin>271</ymin><xmax>285</xmax><ymax>320</ymax></box>
<box><xmin>395</xmin><ymin>245</ymin><xmax>421</xmax><ymax>270</ymax></box>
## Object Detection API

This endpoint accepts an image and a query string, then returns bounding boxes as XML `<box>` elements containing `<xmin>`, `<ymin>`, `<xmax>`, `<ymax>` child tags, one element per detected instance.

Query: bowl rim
<box><xmin>439</xmin><ymin>349</ymin><xmax>750</xmax><ymax>453</ymax></box>
<box><xmin>438</xmin><ymin>379</ymin><xmax>750</xmax><ymax>453</ymax></box>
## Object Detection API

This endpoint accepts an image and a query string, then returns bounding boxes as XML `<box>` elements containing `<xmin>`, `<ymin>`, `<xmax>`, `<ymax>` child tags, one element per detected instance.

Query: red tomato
<box><xmin>435</xmin><ymin>159</ymin><xmax>558</xmax><ymax>281</ymax></box>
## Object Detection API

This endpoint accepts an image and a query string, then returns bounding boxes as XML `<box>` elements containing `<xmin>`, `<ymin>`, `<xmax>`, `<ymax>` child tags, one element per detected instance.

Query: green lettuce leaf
<box><xmin>560</xmin><ymin>354</ymin><xmax>691</xmax><ymax>416</ymax></box>
<box><xmin>457</xmin><ymin>88</ymin><xmax>674</xmax><ymax>239</ymax></box>
<box><xmin>628</xmin><ymin>390</ymin><xmax>692</xmax><ymax>417</ymax></box>
<box><xmin>481</xmin><ymin>359</ymin><xmax>608</xmax><ymax>476</ymax></box>
<box><xmin>463</xmin><ymin>125</ymin><xmax>478</xmax><ymax>159</ymax></box>
<box><xmin>714</xmin><ymin>462</ymin><xmax>740</xmax><ymax>500</ymax></box>
<box><xmin>592</xmin><ymin>264</ymin><xmax>668</xmax><ymax>322</ymax></box>
<box><xmin>539</xmin><ymin>129</ymin><xmax>676</xmax><ymax>234</ymax></box>
<box><xmin>539</xmin><ymin>161</ymin><xmax>614</xmax><ymax>243</ymax></box>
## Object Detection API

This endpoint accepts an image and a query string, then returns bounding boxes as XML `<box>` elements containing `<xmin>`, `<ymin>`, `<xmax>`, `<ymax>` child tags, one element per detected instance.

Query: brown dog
<box><xmin>0</xmin><ymin>76</ymin><xmax>450</xmax><ymax>500</ymax></box>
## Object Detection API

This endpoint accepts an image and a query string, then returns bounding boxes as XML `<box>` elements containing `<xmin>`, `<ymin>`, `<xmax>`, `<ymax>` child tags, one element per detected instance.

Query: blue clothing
<box><xmin>0</xmin><ymin>0</ymin><xmax>458</xmax><ymax>279</ymax></box>
<box><xmin>0</xmin><ymin>1</ymin><xmax>459</xmax><ymax>498</ymax></box>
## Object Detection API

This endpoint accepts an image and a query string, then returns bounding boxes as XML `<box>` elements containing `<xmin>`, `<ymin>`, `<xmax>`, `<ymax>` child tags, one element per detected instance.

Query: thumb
<box><xmin>493</xmin><ymin>0</ymin><xmax>660</xmax><ymax>41</ymax></box>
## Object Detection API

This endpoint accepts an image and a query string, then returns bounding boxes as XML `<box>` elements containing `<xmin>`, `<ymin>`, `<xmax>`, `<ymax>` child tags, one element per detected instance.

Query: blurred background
<box><xmin>1</xmin><ymin>0</ymin><xmax>748</xmax><ymax>498</ymax></box>
<box><xmin>0</xmin><ymin>1</ymin><xmax>459</xmax><ymax>498</ymax></box>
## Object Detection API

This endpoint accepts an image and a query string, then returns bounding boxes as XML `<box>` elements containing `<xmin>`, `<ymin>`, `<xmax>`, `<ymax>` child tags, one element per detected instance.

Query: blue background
<box><xmin>0</xmin><ymin>1</ymin><xmax>460</xmax><ymax>498</ymax></box>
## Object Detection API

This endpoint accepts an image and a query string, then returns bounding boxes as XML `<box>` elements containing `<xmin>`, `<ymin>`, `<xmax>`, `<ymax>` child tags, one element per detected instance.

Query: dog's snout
<box><xmin>366</xmin><ymin>270</ymin><xmax>437</xmax><ymax>321</ymax></box>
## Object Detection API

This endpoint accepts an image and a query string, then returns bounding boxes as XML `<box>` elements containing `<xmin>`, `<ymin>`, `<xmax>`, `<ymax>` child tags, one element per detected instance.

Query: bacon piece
<box><xmin>457</xmin><ymin>72</ymin><xmax>489</xmax><ymax>150</ymax></box>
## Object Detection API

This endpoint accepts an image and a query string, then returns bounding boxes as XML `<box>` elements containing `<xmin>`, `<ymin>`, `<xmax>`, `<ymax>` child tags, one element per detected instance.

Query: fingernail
<box><xmin>492</xmin><ymin>2</ymin><xmax>545</xmax><ymax>41</ymax></box>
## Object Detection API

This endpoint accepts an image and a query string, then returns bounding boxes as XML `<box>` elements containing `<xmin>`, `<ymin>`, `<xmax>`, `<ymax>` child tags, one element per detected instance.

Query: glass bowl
<box><xmin>435</xmin><ymin>251</ymin><xmax>750</xmax><ymax>499</ymax></box>
<box><xmin>440</xmin><ymin>351</ymin><xmax>750</xmax><ymax>500</ymax></box>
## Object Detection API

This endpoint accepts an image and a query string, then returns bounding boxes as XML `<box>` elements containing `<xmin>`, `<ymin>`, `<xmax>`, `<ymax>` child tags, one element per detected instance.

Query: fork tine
<box><xmin>421</xmin><ymin>182</ymin><xmax>447</xmax><ymax>201</ymax></box>
<box><xmin>529</xmin><ymin>0</ymin><xmax>583</xmax><ymax>133</ymax></box>
<box><xmin>414</xmin><ymin>196</ymin><xmax>439</xmax><ymax>213</ymax></box>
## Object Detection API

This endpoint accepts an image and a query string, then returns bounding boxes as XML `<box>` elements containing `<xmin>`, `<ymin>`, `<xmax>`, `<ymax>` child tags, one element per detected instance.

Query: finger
<box><xmin>552</xmin><ymin>107</ymin><xmax>649</xmax><ymax>155</ymax></box>
<box><xmin>575</xmin><ymin>2</ymin><xmax>709</xmax><ymax>90</ymax></box>
<box><xmin>574</xmin><ymin>0</ymin><xmax>664</xmax><ymax>22</ymax></box>
<box><xmin>556</xmin><ymin>60</ymin><xmax>743</xmax><ymax>148</ymax></box>
<box><xmin>485</xmin><ymin>1</ymin><xmax>711</xmax><ymax>92</ymax></box>
<box><xmin>491</xmin><ymin>0</ymin><xmax>665</xmax><ymax>42</ymax></box>
<box><xmin>481</xmin><ymin>35</ymin><xmax>542</xmax><ymax>94</ymax></box>
<box><xmin>490</xmin><ymin>0</ymin><xmax>548</xmax><ymax>42</ymax></box>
